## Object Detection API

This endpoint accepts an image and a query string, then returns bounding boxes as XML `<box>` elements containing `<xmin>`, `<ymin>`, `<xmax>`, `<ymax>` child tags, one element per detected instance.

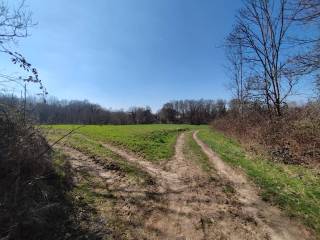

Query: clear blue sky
<box><xmin>2</xmin><ymin>0</ymin><xmax>311</xmax><ymax>111</ymax></box>
<box><xmin>0</xmin><ymin>0</ymin><xmax>245</xmax><ymax>110</ymax></box>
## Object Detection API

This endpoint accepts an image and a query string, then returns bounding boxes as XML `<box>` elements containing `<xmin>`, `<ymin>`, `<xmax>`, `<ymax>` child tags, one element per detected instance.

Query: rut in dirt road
<box><xmin>193</xmin><ymin>131</ymin><xmax>315</xmax><ymax>240</ymax></box>
<box><xmin>101</xmin><ymin>134</ymin><xmax>216</xmax><ymax>239</ymax></box>
<box><xmin>101</xmin><ymin>132</ymin><xmax>298</xmax><ymax>240</ymax></box>
<box><xmin>100</xmin><ymin>141</ymin><xmax>181</xmax><ymax>192</ymax></box>
<box><xmin>101</xmin><ymin>136</ymin><xmax>205</xmax><ymax>239</ymax></box>
<box><xmin>57</xmin><ymin>132</ymin><xmax>315</xmax><ymax>240</ymax></box>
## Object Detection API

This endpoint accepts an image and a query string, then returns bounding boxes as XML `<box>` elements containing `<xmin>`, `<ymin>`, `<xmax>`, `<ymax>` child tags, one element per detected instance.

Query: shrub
<box><xmin>212</xmin><ymin>101</ymin><xmax>320</xmax><ymax>166</ymax></box>
<box><xmin>0</xmin><ymin>106</ymin><xmax>69</xmax><ymax>240</ymax></box>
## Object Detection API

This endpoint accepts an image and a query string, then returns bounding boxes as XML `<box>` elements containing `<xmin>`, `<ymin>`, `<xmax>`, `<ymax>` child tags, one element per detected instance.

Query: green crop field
<box><xmin>44</xmin><ymin>124</ymin><xmax>198</xmax><ymax>162</ymax></box>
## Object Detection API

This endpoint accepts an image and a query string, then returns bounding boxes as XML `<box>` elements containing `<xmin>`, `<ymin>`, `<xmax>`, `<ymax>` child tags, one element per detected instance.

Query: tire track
<box><xmin>101</xmin><ymin>133</ymin><xmax>282</xmax><ymax>239</ymax></box>
<box><xmin>103</xmin><ymin>135</ymin><xmax>204</xmax><ymax>239</ymax></box>
<box><xmin>56</xmin><ymin>131</ymin><xmax>315</xmax><ymax>239</ymax></box>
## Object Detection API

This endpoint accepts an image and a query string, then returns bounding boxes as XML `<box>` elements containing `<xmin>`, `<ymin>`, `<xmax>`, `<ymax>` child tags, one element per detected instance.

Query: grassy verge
<box><xmin>184</xmin><ymin>132</ymin><xmax>215</xmax><ymax>173</ymax></box>
<box><xmin>198</xmin><ymin>127</ymin><xmax>320</xmax><ymax>234</ymax></box>
<box><xmin>43</xmin><ymin>124</ymin><xmax>191</xmax><ymax>162</ymax></box>
<box><xmin>52</xmin><ymin>150</ymin><xmax>128</xmax><ymax>239</ymax></box>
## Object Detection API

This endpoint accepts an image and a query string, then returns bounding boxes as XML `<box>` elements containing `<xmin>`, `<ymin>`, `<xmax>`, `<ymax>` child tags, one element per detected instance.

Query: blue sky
<box><xmin>1</xmin><ymin>0</ymin><xmax>313</xmax><ymax>111</ymax></box>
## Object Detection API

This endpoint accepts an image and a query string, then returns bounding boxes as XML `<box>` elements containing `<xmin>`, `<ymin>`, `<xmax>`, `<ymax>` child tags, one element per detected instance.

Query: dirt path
<box><xmin>101</xmin><ymin>142</ymin><xmax>180</xmax><ymax>192</ymax></box>
<box><xmin>102</xmin><ymin>133</ymin><xmax>306</xmax><ymax>239</ymax></box>
<box><xmin>55</xmin><ymin>144</ymin><xmax>164</xmax><ymax>239</ymax></box>
<box><xmin>57</xmin><ymin>145</ymin><xmax>121</xmax><ymax>181</ymax></box>
<box><xmin>102</xmin><ymin>138</ymin><xmax>206</xmax><ymax>239</ymax></box>
<box><xmin>57</xmin><ymin>132</ymin><xmax>315</xmax><ymax>240</ymax></box>
<box><xmin>143</xmin><ymin>133</ymin><xmax>206</xmax><ymax>239</ymax></box>
<box><xmin>193</xmin><ymin>131</ymin><xmax>314</xmax><ymax>240</ymax></box>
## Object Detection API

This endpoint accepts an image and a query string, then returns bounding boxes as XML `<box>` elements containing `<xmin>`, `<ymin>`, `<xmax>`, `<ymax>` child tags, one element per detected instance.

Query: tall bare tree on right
<box><xmin>227</xmin><ymin>0</ymin><xmax>304</xmax><ymax>116</ymax></box>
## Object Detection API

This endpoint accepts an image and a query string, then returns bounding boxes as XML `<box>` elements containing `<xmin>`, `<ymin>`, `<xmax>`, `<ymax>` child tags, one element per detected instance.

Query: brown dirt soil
<box><xmin>56</xmin><ymin>132</ymin><xmax>315</xmax><ymax>240</ymax></box>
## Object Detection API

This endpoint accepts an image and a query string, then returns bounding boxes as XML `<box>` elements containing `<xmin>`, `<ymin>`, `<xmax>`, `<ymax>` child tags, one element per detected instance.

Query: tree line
<box><xmin>159</xmin><ymin>99</ymin><xmax>226</xmax><ymax>124</ymax></box>
<box><xmin>0</xmin><ymin>95</ymin><xmax>226</xmax><ymax>125</ymax></box>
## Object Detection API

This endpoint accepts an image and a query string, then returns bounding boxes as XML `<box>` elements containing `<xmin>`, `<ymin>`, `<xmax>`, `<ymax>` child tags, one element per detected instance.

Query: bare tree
<box><xmin>0</xmin><ymin>0</ymin><xmax>33</xmax><ymax>42</ymax></box>
<box><xmin>296</xmin><ymin>0</ymin><xmax>320</xmax><ymax>22</ymax></box>
<box><xmin>0</xmin><ymin>0</ymin><xmax>46</xmax><ymax>97</ymax></box>
<box><xmin>226</xmin><ymin>33</ymin><xmax>249</xmax><ymax>116</ymax></box>
<box><xmin>227</xmin><ymin>0</ymin><xmax>303</xmax><ymax>116</ymax></box>
<box><xmin>288</xmin><ymin>0</ymin><xmax>320</xmax><ymax>98</ymax></box>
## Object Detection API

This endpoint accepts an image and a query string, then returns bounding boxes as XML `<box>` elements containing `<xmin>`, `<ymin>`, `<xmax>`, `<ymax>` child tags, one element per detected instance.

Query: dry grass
<box><xmin>212</xmin><ymin>102</ymin><xmax>320</xmax><ymax>166</ymax></box>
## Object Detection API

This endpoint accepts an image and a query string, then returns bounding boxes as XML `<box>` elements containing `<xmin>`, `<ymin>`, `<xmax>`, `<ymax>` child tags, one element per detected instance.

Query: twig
<box><xmin>35</xmin><ymin>125</ymin><xmax>84</xmax><ymax>161</ymax></box>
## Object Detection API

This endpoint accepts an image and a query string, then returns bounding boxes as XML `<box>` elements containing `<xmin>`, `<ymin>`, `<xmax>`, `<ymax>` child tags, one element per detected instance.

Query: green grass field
<box><xmin>44</xmin><ymin>124</ymin><xmax>194</xmax><ymax>162</ymax></box>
